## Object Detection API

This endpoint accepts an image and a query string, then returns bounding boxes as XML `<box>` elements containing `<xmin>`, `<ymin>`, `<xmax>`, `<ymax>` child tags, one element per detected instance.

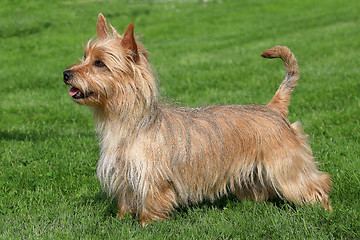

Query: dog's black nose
<box><xmin>63</xmin><ymin>70</ymin><xmax>73</xmax><ymax>82</ymax></box>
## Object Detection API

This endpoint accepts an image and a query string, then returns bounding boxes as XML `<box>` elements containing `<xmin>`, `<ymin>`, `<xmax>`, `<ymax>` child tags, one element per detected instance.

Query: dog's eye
<box><xmin>83</xmin><ymin>53</ymin><xmax>87</xmax><ymax>60</ymax></box>
<box><xmin>94</xmin><ymin>60</ymin><xmax>105</xmax><ymax>67</ymax></box>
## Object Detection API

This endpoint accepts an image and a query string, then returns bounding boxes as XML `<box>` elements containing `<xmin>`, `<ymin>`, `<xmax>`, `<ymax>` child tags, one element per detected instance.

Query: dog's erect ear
<box><xmin>121</xmin><ymin>23</ymin><xmax>138</xmax><ymax>62</ymax></box>
<box><xmin>97</xmin><ymin>13</ymin><xmax>110</xmax><ymax>38</ymax></box>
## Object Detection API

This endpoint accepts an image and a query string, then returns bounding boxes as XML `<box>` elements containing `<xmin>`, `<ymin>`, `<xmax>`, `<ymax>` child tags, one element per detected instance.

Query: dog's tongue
<box><xmin>69</xmin><ymin>87</ymin><xmax>80</xmax><ymax>96</ymax></box>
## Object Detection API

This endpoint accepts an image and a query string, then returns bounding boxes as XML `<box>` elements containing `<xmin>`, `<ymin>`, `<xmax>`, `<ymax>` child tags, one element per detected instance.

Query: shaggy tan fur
<box><xmin>63</xmin><ymin>13</ymin><xmax>332</xmax><ymax>226</ymax></box>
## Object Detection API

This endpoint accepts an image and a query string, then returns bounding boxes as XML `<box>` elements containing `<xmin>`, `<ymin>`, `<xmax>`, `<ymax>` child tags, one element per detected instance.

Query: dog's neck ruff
<box><xmin>93</xmin><ymin>88</ymin><xmax>161</xmax><ymax>197</ymax></box>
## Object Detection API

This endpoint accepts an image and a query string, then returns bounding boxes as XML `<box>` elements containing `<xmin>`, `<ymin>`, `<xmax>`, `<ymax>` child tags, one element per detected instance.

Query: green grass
<box><xmin>1</xmin><ymin>0</ymin><xmax>359</xmax><ymax>238</ymax></box>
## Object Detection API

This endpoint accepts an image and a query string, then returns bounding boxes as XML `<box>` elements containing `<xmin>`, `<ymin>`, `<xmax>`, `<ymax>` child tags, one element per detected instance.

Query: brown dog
<box><xmin>63</xmin><ymin>14</ymin><xmax>332</xmax><ymax>226</ymax></box>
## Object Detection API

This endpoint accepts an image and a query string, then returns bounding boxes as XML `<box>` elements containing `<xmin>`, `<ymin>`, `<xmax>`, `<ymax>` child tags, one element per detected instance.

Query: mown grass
<box><xmin>1</xmin><ymin>0</ymin><xmax>359</xmax><ymax>239</ymax></box>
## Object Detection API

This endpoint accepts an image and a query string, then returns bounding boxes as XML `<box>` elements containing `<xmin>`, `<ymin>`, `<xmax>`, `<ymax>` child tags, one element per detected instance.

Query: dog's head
<box><xmin>63</xmin><ymin>14</ymin><xmax>156</xmax><ymax>111</ymax></box>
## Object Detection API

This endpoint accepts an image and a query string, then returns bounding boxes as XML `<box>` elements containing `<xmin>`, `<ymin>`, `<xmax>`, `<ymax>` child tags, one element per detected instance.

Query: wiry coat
<box><xmin>64</xmin><ymin>14</ymin><xmax>332</xmax><ymax>226</ymax></box>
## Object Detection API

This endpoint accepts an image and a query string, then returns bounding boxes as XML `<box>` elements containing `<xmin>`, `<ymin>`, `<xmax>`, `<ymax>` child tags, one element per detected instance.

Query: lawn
<box><xmin>1</xmin><ymin>0</ymin><xmax>359</xmax><ymax>238</ymax></box>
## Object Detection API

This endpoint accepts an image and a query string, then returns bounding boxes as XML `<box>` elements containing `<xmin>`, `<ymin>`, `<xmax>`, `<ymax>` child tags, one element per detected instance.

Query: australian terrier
<box><xmin>63</xmin><ymin>14</ymin><xmax>332</xmax><ymax>226</ymax></box>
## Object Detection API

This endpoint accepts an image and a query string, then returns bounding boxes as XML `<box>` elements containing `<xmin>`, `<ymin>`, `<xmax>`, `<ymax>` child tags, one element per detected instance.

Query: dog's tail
<box><xmin>261</xmin><ymin>46</ymin><xmax>299</xmax><ymax>116</ymax></box>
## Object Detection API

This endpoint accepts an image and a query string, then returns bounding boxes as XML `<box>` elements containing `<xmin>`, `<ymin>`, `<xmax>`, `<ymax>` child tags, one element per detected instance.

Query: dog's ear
<box><xmin>121</xmin><ymin>23</ymin><xmax>138</xmax><ymax>62</ymax></box>
<box><xmin>97</xmin><ymin>13</ymin><xmax>110</xmax><ymax>38</ymax></box>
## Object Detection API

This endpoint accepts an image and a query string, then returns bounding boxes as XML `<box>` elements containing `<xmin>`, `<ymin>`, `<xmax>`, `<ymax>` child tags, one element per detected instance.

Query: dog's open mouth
<box><xmin>69</xmin><ymin>87</ymin><xmax>85</xmax><ymax>99</ymax></box>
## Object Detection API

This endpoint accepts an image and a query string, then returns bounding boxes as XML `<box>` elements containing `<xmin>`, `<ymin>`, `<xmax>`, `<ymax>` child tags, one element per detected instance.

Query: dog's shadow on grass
<box><xmin>173</xmin><ymin>194</ymin><xmax>294</xmax><ymax>217</ymax></box>
<box><xmin>81</xmin><ymin>191</ymin><xmax>294</xmax><ymax>222</ymax></box>
<box><xmin>81</xmin><ymin>191</ymin><xmax>119</xmax><ymax>218</ymax></box>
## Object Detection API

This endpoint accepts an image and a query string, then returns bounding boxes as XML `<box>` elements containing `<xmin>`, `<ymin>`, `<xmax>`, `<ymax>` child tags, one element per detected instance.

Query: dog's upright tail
<box><xmin>261</xmin><ymin>46</ymin><xmax>299</xmax><ymax>116</ymax></box>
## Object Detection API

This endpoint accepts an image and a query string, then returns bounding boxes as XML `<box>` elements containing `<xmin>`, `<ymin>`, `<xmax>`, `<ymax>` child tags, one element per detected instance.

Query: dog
<box><xmin>63</xmin><ymin>13</ymin><xmax>332</xmax><ymax>226</ymax></box>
